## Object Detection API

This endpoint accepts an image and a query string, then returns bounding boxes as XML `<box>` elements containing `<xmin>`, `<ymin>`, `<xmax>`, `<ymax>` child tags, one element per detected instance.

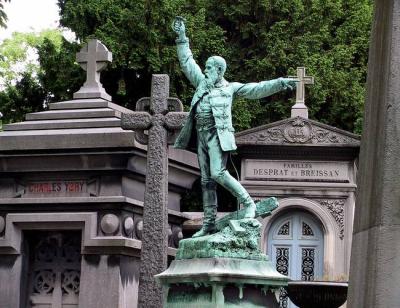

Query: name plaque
<box><xmin>24</xmin><ymin>180</ymin><xmax>89</xmax><ymax>197</ymax></box>
<box><xmin>244</xmin><ymin>160</ymin><xmax>350</xmax><ymax>182</ymax></box>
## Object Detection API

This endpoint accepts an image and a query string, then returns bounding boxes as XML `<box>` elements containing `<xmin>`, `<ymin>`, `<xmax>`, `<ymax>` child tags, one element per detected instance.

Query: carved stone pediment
<box><xmin>235</xmin><ymin>117</ymin><xmax>360</xmax><ymax>147</ymax></box>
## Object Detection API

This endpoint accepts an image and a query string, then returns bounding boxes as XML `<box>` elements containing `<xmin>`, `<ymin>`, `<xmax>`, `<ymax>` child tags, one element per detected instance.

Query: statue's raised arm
<box><xmin>172</xmin><ymin>16</ymin><xmax>204</xmax><ymax>88</ymax></box>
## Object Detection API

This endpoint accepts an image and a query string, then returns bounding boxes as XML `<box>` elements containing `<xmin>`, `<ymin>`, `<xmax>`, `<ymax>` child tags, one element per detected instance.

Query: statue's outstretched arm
<box><xmin>172</xmin><ymin>17</ymin><xmax>204</xmax><ymax>88</ymax></box>
<box><xmin>233</xmin><ymin>78</ymin><xmax>297</xmax><ymax>100</ymax></box>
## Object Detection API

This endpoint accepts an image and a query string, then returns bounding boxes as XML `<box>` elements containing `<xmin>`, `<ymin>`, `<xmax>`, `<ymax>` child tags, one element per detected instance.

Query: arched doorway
<box><xmin>267</xmin><ymin>211</ymin><xmax>324</xmax><ymax>308</ymax></box>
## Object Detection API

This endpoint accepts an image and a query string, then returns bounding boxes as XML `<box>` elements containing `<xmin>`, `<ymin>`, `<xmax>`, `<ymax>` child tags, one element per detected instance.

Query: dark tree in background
<box><xmin>1</xmin><ymin>0</ymin><xmax>372</xmax><ymax>134</ymax></box>
<box><xmin>57</xmin><ymin>0</ymin><xmax>372</xmax><ymax>133</ymax></box>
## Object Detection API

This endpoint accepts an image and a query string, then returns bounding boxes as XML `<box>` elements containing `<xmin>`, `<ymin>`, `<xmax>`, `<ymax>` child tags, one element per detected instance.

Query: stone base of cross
<box><xmin>121</xmin><ymin>74</ymin><xmax>187</xmax><ymax>308</ymax></box>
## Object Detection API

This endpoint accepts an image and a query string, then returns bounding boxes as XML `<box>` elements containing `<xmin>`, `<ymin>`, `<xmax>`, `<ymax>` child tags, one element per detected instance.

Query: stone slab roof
<box><xmin>0</xmin><ymin>97</ymin><xmax>199</xmax><ymax>170</ymax></box>
<box><xmin>0</xmin><ymin>98</ymin><xmax>136</xmax><ymax>151</ymax></box>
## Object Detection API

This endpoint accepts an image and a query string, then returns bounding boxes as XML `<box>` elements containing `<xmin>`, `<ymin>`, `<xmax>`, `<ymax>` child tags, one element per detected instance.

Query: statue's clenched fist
<box><xmin>172</xmin><ymin>16</ymin><xmax>186</xmax><ymax>39</ymax></box>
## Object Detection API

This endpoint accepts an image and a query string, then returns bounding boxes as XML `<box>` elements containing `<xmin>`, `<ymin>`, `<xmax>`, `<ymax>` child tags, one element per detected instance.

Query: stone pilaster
<box><xmin>348</xmin><ymin>1</ymin><xmax>400</xmax><ymax>307</ymax></box>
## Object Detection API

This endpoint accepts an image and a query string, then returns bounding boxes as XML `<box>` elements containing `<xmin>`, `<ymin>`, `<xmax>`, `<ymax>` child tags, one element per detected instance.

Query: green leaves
<box><xmin>1</xmin><ymin>0</ymin><xmax>372</xmax><ymax>134</ymax></box>
<box><xmin>0</xmin><ymin>0</ymin><xmax>10</xmax><ymax>29</ymax></box>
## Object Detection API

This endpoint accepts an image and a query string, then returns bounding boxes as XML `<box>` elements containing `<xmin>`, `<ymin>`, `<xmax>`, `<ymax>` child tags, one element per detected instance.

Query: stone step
<box><xmin>3</xmin><ymin>118</ymin><xmax>121</xmax><ymax>131</ymax></box>
<box><xmin>25</xmin><ymin>108</ymin><xmax>119</xmax><ymax>121</ymax></box>
<box><xmin>49</xmin><ymin>98</ymin><xmax>109</xmax><ymax>110</ymax></box>
<box><xmin>49</xmin><ymin>99</ymin><xmax>133</xmax><ymax>114</ymax></box>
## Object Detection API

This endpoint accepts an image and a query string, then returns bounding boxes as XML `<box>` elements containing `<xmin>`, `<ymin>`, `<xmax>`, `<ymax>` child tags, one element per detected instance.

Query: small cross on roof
<box><xmin>73</xmin><ymin>39</ymin><xmax>113</xmax><ymax>101</ymax></box>
<box><xmin>289</xmin><ymin>67</ymin><xmax>314</xmax><ymax>118</ymax></box>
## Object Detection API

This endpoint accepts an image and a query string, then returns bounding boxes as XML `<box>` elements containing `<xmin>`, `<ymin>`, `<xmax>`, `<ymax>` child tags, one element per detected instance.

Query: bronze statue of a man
<box><xmin>173</xmin><ymin>17</ymin><xmax>297</xmax><ymax>237</ymax></box>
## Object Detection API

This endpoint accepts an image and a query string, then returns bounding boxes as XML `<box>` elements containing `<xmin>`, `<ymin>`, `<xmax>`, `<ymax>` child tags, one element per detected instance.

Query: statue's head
<box><xmin>204</xmin><ymin>56</ymin><xmax>227</xmax><ymax>86</ymax></box>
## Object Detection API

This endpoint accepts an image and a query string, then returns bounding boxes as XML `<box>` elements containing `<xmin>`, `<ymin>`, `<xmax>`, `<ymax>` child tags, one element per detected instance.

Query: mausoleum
<box><xmin>0</xmin><ymin>40</ymin><xmax>198</xmax><ymax>307</ymax></box>
<box><xmin>234</xmin><ymin>68</ymin><xmax>360</xmax><ymax>307</ymax></box>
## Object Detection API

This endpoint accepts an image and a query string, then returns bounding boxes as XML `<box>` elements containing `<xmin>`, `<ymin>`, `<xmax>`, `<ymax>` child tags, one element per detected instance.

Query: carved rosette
<box><xmin>317</xmin><ymin>199</ymin><xmax>345</xmax><ymax>240</ymax></box>
<box><xmin>236</xmin><ymin>117</ymin><xmax>359</xmax><ymax>146</ymax></box>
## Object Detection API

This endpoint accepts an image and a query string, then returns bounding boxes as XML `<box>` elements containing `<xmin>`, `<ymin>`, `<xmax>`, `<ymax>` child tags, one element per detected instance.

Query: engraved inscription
<box><xmin>22</xmin><ymin>180</ymin><xmax>94</xmax><ymax>197</ymax></box>
<box><xmin>28</xmin><ymin>181</ymin><xmax>85</xmax><ymax>194</ymax></box>
<box><xmin>244</xmin><ymin>160</ymin><xmax>349</xmax><ymax>182</ymax></box>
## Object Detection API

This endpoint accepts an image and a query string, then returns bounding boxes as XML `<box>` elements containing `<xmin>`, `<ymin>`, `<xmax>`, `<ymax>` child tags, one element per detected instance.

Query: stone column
<box><xmin>348</xmin><ymin>1</ymin><xmax>400</xmax><ymax>307</ymax></box>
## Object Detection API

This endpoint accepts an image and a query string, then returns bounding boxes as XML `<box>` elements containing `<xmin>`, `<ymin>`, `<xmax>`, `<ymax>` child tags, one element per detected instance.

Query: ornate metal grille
<box><xmin>278</xmin><ymin>221</ymin><xmax>290</xmax><ymax>236</ymax></box>
<box><xmin>276</xmin><ymin>247</ymin><xmax>289</xmax><ymax>308</ymax></box>
<box><xmin>27</xmin><ymin>231</ymin><xmax>81</xmax><ymax>308</ymax></box>
<box><xmin>302</xmin><ymin>222</ymin><xmax>314</xmax><ymax>236</ymax></box>
<box><xmin>276</xmin><ymin>247</ymin><xmax>289</xmax><ymax>275</ymax></box>
<box><xmin>301</xmin><ymin>248</ymin><xmax>315</xmax><ymax>281</ymax></box>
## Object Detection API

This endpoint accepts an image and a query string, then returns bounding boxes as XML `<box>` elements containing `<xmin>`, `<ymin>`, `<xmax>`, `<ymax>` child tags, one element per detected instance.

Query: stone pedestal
<box><xmin>156</xmin><ymin>210</ymin><xmax>288</xmax><ymax>307</ymax></box>
<box><xmin>156</xmin><ymin>258</ymin><xmax>287</xmax><ymax>307</ymax></box>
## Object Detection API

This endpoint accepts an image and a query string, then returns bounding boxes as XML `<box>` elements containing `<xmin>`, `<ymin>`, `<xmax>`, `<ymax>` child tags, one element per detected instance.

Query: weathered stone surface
<box><xmin>348</xmin><ymin>1</ymin><xmax>400</xmax><ymax>307</ymax></box>
<box><xmin>49</xmin><ymin>98</ymin><xmax>109</xmax><ymax>109</ymax></box>
<box><xmin>79</xmin><ymin>255</ymin><xmax>140</xmax><ymax>307</ymax></box>
<box><xmin>121</xmin><ymin>74</ymin><xmax>187</xmax><ymax>307</ymax></box>
<box><xmin>25</xmin><ymin>108</ymin><xmax>117</xmax><ymax>120</ymax></box>
<box><xmin>3</xmin><ymin>118</ymin><xmax>121</xmax><ymax>130</ymax></box>
<box><xmin>156</xmin><ymin>258</ymin><xmax>287</xmax><ymax>307</ymax></box>
<box><xmin>0</xmin><ymin>128</ymin><xmax>135</xmax><ymax>151</ymax></box>
<box><xmin>156</xmin><ymin>257</ymin><xmax>288</xmax><ymax>286</ymax></box>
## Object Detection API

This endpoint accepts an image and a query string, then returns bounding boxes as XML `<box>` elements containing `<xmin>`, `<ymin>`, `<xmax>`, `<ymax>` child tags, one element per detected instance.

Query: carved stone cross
<box><xmin>121</xmin><ymin>74</ymin><xmax>187</xmax><ymax>307</ymax></box>
<box><xmin>73</xmin><ymin>39</ymin><xmax>113</xmax><ymax>101</ymax></box>
<box><xmin>289</xmin><ymin>67</ymin><xmax>314</xmax><ymax>118</ymax></box>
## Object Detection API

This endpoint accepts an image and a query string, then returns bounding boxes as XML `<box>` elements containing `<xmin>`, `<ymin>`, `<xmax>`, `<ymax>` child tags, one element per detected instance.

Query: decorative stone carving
<box><xmin>100</xmin><ymin>214</ymin><xmax>120</xmax><ymax>235</ymax></box>
<box><xmin>134</xmin><ymin>219</ymin><xmax>143</xmax><ymax>240</ymax></box>
<box><xmin>235</xmin><ymin>117</ymin><xmax>360</xmax><ymax>146</ymax></box>
<box><xmin>317</xmin><ymin>199</ymin><xmax>345</xmax><ymax>240</ymax></box>
<box><xmin>28</xmin><ymin>232</ymin><xmax>81</xmax><ymax>307</ymax></box>
<box><xmin>123</xmin><ymin>216</ymin><xmax>134</xmax><ymax>237</ymax></box>
<box><xmin>168</xmin><ymin>225</ymin><xmax>183</xmax><ymax>248</ymax></box>
<box><xmin>283</xmin><ymin>117</ymin><xmax>313</xmax><ymax>143</ymax></box>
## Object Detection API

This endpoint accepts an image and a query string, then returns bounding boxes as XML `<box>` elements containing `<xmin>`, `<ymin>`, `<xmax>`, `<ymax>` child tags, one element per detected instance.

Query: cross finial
<box><xmin>289</xmin><ymin>67</ymin><xmax>314</xmax><ymax>118</ymax></box>
<box><xmin>73</xmin><ymin>39</ymin><xmax>113</xmax><ymax>101</ymax></box>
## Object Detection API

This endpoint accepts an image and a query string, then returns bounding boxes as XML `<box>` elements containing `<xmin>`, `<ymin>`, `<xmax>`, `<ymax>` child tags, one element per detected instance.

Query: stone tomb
<box><xmin>0</xmin><ymin>40</ymin><xmax>199</xmax><ymax>308</ymax></box>
<box><xmin>234</xmin><ymin>115</ymin><xmax>359</xmax><ymax>306</ymax></box>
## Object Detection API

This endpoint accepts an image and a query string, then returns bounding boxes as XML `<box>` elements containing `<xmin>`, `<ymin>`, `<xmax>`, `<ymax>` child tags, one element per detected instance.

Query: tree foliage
<box><xmin>0</xmin><ymin>0</ymin><xmax>10</xmax><ymax>29</ymax></box>
<box><xmin>1</xmin><ymin>1</ymin><xmax>373</xmax><ymax>134</ymax></box>
<box><xmin>0</xmin><ymin>29</ymin><xmax>84</xmax><ymax>124</ymax></box>
<box><xmin>56</xmin><ymin>0</ymin><xmax>372</xmax><ymax>133</ymax></box>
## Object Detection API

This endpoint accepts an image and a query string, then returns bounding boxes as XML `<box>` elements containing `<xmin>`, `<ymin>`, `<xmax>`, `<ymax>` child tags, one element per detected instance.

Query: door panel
<box><xmin>268</xmin><ymin>211</ymin><xmax>324</xmax><ymax>308</ymax></box>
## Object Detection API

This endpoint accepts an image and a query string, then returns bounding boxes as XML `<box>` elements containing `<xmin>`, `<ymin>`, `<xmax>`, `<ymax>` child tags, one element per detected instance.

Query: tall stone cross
<box><xmin>289</xmin><ymin>67</ymin><xmax>314</xmax><ymax>118</ymax></box>
<box><xmin>121</xmin><ymin>74</ymin><xmax>187</xmax><ymax>307</ymax></box>
<box><xmin>73</xmin><ymin>39</ymin><xmax>113</xmax><ymax>101</ymax></box>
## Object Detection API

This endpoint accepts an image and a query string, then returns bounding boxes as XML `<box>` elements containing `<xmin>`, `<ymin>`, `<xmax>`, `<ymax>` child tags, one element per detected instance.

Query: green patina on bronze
<box><xmin>158</xmin><ymin>17</ymin><xmax>293</xmax><ymax>307</ymax></box>
<box><xmin>172</xmin><ymin>17</ymin><xmax>297</xmax><ymax>238</ymax></box>
<box><xmin>176</xmin><ymin>198</ymin><xmax>278</xmax><ymax>260</ymax></box>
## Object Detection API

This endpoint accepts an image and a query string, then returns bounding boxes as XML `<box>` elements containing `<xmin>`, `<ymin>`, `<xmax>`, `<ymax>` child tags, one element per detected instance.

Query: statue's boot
<box><xmin>192</xmin><ymin>188</ymin><xmax>217</xmax><ymax>238</ymax></box>
<box><xmin>215</xmin><ymin>171</ymin><xmax>256</xmax><ymax>219</ymax></box>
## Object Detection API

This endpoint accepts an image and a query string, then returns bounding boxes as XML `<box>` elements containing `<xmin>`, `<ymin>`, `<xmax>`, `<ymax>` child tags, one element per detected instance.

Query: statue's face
<box><xmin>204</xmin><ymin>58</ymin><xmax>221</xmax><ymax>86</ymax></box>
